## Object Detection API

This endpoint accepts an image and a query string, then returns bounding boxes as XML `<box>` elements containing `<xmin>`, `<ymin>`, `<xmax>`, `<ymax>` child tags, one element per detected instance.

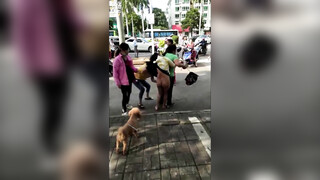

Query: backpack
<box><xmin>185</xmin><ymin>72</ymin><xmax>198</xmax><ymax>85</ymax></box>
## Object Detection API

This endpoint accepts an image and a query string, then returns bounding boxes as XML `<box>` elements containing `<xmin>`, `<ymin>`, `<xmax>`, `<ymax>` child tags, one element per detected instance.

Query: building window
<box><xmin>204</xmin><ymin>6</ymin><xmax>208</xmax><ymax>11</ymax></box>
<box><xmin>175</xmin><ymin>14</ymin><xmax>180</xmax><ymax>19</ymax></box>
<box><xmin>182</xmin><ymin>6</ymin><xmax>190</xmax><ymax>11</ymax></box>
<box><xmin>203</xmin><ymin>13</ymin><xmax>207</xmax><ymax>17</ymax></box>
<box><xmin>175</xmin><ymin>0</ymin><xmax>179</xmax><ymax>5</ymax></box>
<box><xmin>175</xmin><ymin>21</ymin><xmax>179</xmax><ymax>25</ymax></box>
<box><xmin>182</xmin><ymin>14</ymin><xmax>186</xmax><ymax>18</ymax></box>
<box><xmin>183</xmin><ymin>0</ymin><xmax>189</xmax><ymax>4</ymax></box>
<box><xmin>195</xmin><ymin>6</ymin><xmax>200</xmax><ymax>9</ymax></box>
<box><xmin>175</xmin><ymin>7</ymin><xmax>179</xmax><ymax>11</ymax></box>
<box><xmin>204</xmin><ymin>0</ymin><xmax>208</xmax><ymax>4</ymax></box>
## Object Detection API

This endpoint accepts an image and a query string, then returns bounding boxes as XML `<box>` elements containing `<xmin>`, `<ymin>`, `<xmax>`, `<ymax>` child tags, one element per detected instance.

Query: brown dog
<box><xmin>116</xmin><ymin>108</ymin><xmax>142</xmax><ymax>155</ymax></box>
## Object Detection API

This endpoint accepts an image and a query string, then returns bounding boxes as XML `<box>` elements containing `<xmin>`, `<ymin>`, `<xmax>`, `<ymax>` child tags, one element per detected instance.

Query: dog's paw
<box><xmin>122</xmin><ymin>151</ymin><xmax>127</xmax><ymax>156</ymax></box>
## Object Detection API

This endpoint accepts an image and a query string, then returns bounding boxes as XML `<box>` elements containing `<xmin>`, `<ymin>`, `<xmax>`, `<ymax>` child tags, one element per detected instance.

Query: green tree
<box><xmin>123</xmin><ymin>12</ymin><xmax>148</xmax><ymax>36</ymax></box>
<box><xmin>153</xmin><ymin>8</ymin><xmax>168</xmax><ymax>29</ymax></box>
<box><xmin>181</xmin><ymin>8</ymin><xmax>204</xmax><ymax>36</ymax></box>
<box><xmin>121</xmin><ymin>0</ymin><xmax>134</xmax><ymax>36</ymax></box>
<box><xmin>109</xmin><ymin>19</ymin><xmax>114</xmax><ymax>30</ymax></box>
<box><xmin>132</xmin><ymin>0</ymin><xmax>149</xmax><ymax>37</ymax></box>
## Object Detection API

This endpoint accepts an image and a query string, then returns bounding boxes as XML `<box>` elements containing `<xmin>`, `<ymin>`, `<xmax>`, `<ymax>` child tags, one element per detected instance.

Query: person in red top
<box><xmin>113</xmin><ymin>43</ymin><xmax>138</xmax><ymax>115</ymax></box>
<box><xmin>187</xmin><ymin>39</ymin><xmax>197</xmax><ymax>67</ymax></box>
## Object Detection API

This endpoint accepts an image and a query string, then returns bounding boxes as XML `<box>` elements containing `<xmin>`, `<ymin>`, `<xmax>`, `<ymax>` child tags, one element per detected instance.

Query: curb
<box><xmin>109</xmin><ymin>109</ymin><xmax>211</xmax><ymax>118</ymax></box>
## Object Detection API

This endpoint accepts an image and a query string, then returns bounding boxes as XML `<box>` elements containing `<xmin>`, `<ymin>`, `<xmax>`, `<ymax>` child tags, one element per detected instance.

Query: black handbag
<box><xmin>185</xmin><ymin>72</ymin><xmax>198</xmax><ymax>85</ymax></box>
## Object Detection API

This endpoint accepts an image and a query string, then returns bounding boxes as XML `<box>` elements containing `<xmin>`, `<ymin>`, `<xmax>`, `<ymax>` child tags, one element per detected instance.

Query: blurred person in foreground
<box><xmin>10</xmin><ymin>0</ymin><xmax>82</xmax><ymax>155</ymax></box>
<box><xmin>10</xmin><ymin>0</ymin><xmax>108</xmax><ymax>160</ymax></box>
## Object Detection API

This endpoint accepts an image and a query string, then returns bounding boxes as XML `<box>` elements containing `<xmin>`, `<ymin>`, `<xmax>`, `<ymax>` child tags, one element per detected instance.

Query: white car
<box><xmin>126</xmin><ymin>38</ymin><xmax>154</xmax><ymax>52</ymax></box>
<box><xmin>195</xmin><ymin>35</ymin><xmax>211</xmax><ymax>44</ymax></box>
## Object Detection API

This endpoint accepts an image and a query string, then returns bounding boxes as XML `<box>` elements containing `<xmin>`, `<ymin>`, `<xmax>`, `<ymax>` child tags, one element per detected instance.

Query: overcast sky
<box><xmin>150</xmin><ymin>0</ymin><xmax>168</xmax><ymax>11</ymax></box>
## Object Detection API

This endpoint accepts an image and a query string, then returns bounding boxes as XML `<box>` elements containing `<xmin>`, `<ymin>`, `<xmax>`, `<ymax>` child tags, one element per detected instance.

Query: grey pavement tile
<box><xmin>188</xmin><ymin>141</ymin><xmax>211</xmax><ymax>165</ymax></box>
<box><xmin>198</xmin><ymin>165</ymin><xmax>211</xmax><ymax>180</ymax></box>
<box><xmin>181</xmin><ymin>124</ymin><xmax>200</xmax><ymax>141</ymax></box>
<box><xmin>143</xmin><ymin>154</ymin><xmax>160</xmax><ymax>170</ymax></box>
<box><xmin>109</xmin><ymin>173</ymin><xmax>123</xmax><ymax>180</ymax></box>
<box><xmin>158</xmin><ymin>125</ymin><xmax>186</xmax><ymax>143</ymax></box>
<box><xmin>179</xmin><ymin>166</ymin><xmax>201</xmax><ymax>180</ymax></box>
<box><xmin>142</xmin><ymin>170</ymin><xmax>161</xmax><ymax>180</ymax></box>
<box><xmin>161</xmin><ymin>169</ymin><xmax>170</xmax><ymax>180</ymax></box>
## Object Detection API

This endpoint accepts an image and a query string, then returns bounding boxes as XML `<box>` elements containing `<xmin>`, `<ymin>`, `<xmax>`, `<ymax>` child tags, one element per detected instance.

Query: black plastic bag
<box><xmin>185</xmin><ymin>72</ymin><xmax>198</xmax><ymax>85</ymax></box>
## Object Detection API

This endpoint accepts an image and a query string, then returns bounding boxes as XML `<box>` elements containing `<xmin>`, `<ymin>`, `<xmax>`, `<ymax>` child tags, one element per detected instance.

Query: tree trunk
<box><xmin>131</xmin><ymin>17</ymin><xmax>135</xmax><ymax>37</ymax></box>
<box><xmin>141</xmin><ymin>8</ymin><xmax>145</xmax><ymax>38</ymax></box>
<box><xmin>116</xmin><ymin>0</ymin><xmax>125</xmax><ymax>43</ymax></box>
<box><xmin>125</xmin><ymin>13</ymin><xmax>129</xmax><ymax>36</ymax></box>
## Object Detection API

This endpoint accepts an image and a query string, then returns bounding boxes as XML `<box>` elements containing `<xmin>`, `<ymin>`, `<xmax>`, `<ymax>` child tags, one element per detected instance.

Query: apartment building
<box><xmin>166</xmin><ymin>0</ymin><xmax>211</xmax><ymax>34</ymax></box>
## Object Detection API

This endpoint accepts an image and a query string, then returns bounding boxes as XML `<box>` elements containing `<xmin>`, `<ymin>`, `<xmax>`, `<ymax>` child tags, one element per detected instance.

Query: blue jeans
<box><xmin>133</xmin><ymin>80</ymin><xmax>151</xmax><ymax>102</ymax></box>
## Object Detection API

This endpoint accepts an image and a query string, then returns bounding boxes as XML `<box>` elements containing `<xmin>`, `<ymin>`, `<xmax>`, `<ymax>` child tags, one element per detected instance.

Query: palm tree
<box><xmin>121</xmin><ymin>0</ymin><xmax>134</xmax><ymax>36</ymax></box>
<box><xmin>132</xmin><ymin>0</ymin><xmax>149</xmax><ymax>37</ymax></box>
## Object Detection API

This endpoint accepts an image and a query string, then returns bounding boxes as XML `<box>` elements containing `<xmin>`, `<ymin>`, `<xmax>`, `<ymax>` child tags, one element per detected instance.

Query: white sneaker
<box><xmin>126</xmin><ymin>104</ymin><xmax>133</xmax><ymax>110</ymax></box>
<box><xmin>121</xmin><ymin>112</ymin><xmax>128</xmax><ymax>116</ymax></box>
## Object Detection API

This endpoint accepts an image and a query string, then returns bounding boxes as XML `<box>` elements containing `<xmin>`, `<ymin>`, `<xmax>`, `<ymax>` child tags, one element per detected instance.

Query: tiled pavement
<box><xmin>109</xmin><ymin>110</ymin><xmax>211</xmax><ymax>180</ymax></box>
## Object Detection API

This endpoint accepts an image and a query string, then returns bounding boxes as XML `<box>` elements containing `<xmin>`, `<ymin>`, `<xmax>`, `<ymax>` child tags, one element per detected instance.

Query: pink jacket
<box><xmin>113</xmin><ymin>54</ymin><xmax>138</xmax><ymax>86</ymax></box>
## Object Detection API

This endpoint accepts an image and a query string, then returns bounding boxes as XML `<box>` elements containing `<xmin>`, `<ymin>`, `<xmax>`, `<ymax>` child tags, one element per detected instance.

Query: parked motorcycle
<box><xmin>196</xmin><ymin>39</ymin><xmax>207</xmax><ymax>55</ymax></box>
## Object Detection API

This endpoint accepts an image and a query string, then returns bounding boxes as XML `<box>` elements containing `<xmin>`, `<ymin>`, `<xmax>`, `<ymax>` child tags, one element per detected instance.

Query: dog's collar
<box><xmin>128</xmin><ymin>124</ymin><xmax>138</xmax><ymax>131</ymax></box>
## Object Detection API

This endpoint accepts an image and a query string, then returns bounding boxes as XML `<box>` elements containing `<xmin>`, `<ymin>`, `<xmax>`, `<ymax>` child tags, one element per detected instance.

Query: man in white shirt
<box><xmin>133</xmin><ymin>37</ymin><xmax>138</xmax><ymax>58</ymax></box>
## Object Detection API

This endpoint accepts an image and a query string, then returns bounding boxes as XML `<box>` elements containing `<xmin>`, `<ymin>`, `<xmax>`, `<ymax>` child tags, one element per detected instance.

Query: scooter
<box><xmin>183</xmin><ymin>47</ymin><xmax>198</xmax><ymax>66</ymax></box>
<box><xmin>198</xmin><ymin>40</ymin><xmax>207</xmax><ymax>55</ymax></box>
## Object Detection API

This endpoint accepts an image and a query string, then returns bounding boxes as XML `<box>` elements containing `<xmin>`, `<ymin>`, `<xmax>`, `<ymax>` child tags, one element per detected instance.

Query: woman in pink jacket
<box><xmin>113</xmin><ymin>43</ymin><xmax>138</xmax><ymax>115</ymax></box>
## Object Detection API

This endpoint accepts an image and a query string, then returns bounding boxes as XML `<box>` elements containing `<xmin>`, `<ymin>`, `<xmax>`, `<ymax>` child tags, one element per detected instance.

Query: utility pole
<box><xmin>198</xmin><ymin>0</ymin><xmax>203</xmax><ymax>35</ymax></box>
<box><xmin>149</xmin><ymin>2</ymin><xmax>154</xmax><ymax>54</ymax></box>
<box><xmin>141</xmin><ymin>5</ymin><xmax>145</xmax><ymax>38</ymax></box>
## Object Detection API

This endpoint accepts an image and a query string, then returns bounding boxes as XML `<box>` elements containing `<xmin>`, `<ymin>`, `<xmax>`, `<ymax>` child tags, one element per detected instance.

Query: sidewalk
<box><xmin>109</xmin><ymin>110</ymin><xmax>211</xmax><ymax>180</ymax></box>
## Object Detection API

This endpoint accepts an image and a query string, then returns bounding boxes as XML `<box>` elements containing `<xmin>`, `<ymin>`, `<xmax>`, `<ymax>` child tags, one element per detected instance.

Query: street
<box><xmin>110</xmin><ymin>46</ymin><xmax>211</xmax><ymax>116</ymax></box>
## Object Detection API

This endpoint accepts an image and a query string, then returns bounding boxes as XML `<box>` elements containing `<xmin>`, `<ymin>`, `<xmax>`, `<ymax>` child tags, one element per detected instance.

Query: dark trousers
<box><xmin>134</xmin><ymin>80</ymin><xmax>151</xmax><ymax>100</ymax></box>
<box><xmin>121</xmin><ymin>84</ymin><xmax>132</xmax><ymax>112</ymax></box>
<box><xmin>167</xmin><ymin>76</ymin><xmax>175</xmax><ymax>105</ymax></box>
<box><xmin>134</xmin><ymin>46</ymin><xmax>138</xmax><ymax>57</ymax></box>
<box><xmin>36</xmin><ymin>76</ymin><xmax>68</xmax><ymax>154</ymax></box>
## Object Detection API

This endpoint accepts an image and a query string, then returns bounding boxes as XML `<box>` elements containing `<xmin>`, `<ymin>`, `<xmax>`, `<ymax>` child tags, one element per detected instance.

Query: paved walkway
<box><xmin>109</xmin><ymin>110</ymin><xmax>211</xmax><ymax>180</ymax></box>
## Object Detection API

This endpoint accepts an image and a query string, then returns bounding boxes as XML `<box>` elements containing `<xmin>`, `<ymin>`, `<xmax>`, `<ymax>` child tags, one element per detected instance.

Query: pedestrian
<box><xmin>163</xmin><ymin>45</ymin><xmax>187</xmax><ymax>107</ymax></box>
<box><xmin>187</xmin><ymin>39</ymin><xmax>197</xmax><ymax>67</ymax></box>
<box><xmin>113</xmin><ymin>43</ymin><xmax>138</xmax><ymax>116</ymax></box>
<box><xmin>154</xmin><ymin>54</ymin><xmax>176</xmax><ymax>111</ymax></box>
<box><xmin>133</xmin><ymin>54</ymin><xmax>157</xmax><ymax>109</ymax></box>
<box><xmin>133</xmin><ymin>37</ymin><xmax>139</xmax><ymax>58</ymax></box>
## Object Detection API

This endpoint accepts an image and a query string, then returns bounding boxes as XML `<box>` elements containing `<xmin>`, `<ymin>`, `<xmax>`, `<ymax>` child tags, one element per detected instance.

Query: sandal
<box><xmin>138</xmin><ymin>104</ymin><xmax>145</xmax><ymax>109</ymax></box>
<box><xmin>145</xmin><ymin>97</ymin><xmax>153</xmax><ymax>100</ymax></box>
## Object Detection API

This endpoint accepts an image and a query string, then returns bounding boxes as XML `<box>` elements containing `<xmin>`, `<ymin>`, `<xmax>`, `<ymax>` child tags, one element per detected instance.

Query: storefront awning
<box><xmin>172</xmin><ymin>25</ymin><xmax>190</xmax><ymax>32</ymax></box>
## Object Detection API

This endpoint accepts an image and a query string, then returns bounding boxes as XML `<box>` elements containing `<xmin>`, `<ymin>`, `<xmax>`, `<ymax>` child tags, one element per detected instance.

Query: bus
<box><xmin>144</xmin><ymin>29</ymin><xmax>179</xmax><ymax>41</ymax></box>
<box><xmin>109</xmin><ymin>30</ymin><xmax>116</xmax><ymax>37</ymax></box>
